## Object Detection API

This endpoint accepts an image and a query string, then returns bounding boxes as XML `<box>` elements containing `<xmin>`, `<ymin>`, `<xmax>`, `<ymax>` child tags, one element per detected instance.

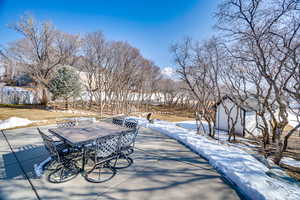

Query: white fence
<box><xmin>0</xmin><ymin>86</ymin><xmax>40</xmax><ymax>104</ymax></box>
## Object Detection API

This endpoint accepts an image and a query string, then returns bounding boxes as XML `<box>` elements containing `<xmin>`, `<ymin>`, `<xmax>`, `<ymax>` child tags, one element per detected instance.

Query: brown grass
<box><xmin>0</xmin><ymin>104</ymin><xmax>103</xmax><ymax>129</ymax></box>
<box><xmin>287</xmin><ymin>171</ymin><xmax>300</xmax><ymax>182</ymax></box>
<box><xmin>0</xmin><ymin>105</ymin><xmax>98</xmax><ymax>121</ymax></box>
<box><xmin>141</xmin><ymin>104</ymin><xmax>195</xmax><ymax>122</ymax></box>
<box><xmin>284</xmin><ymin>124</ymin><xmax>294</xmax><ymax>132</ymax></box>
<box><xmin>0</xmin><ymin>103</ymin><xmax>194</xmax><ymax>129</ymax></box>
<box><xmin>150</xmin><ymin>113</ymin><xmax>194</xmax><ymax>122</ymax></box>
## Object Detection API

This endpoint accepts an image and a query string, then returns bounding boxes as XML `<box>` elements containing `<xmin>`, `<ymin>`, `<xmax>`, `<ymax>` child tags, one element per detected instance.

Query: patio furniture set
<box><xmin>37</xmin><ymin>118</ymin><xmax>139</xmax><ymax>184</ymax></box>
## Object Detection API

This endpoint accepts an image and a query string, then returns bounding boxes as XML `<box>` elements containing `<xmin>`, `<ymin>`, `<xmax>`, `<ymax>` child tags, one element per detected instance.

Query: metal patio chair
<box><xmin>124</xmin><ymin>119</ymin><xmax>138</xmax><ymax>129</ymax></box>
<box><xmin>112</xmin><ymin>117</ymin><xmax>124</xmax><ymax>126</ymax></box>
<box><xmin>111</xmin><ymin>119</ymin><xmax>139</xmax><ymax>169</ymax></box>
<box><xmin>123</xmin><ymin>119</ymin><xmax>139</xmax><ymax>155</ymax></box>
<box><xmin>56</xmin><ymin>120</ymin><xmax>77</xmax><ymax>128</ymax></box>
<box><xmin>52</xmin><ymin>120</ymin><xmax>78</xmax><ymax>153</ymax></box>
<box><xmin>37</xmin><ymin>128</ymin><xmax>80</xmax><ymax>183</ymax></box>
<box><xmin>84</xmin><ymin>134</ymin><xmax>121</xmax><ymax>183</ymax></box>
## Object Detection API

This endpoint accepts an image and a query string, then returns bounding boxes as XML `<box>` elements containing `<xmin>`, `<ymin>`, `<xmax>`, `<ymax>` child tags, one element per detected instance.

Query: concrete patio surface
<box><xmin>0</xmin><ymin>123</ymin><xmax>242</xmax><ymax>200</ymax></box>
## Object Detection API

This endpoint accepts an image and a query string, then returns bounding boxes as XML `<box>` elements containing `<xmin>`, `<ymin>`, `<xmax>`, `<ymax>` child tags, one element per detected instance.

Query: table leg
<box><xmin>81</xmin><ymin>146</ymin><xmax>86</xmax><ymax>172</ymax></box>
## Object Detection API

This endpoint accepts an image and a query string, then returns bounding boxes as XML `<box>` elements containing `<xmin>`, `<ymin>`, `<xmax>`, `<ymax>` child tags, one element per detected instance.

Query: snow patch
<box><xmin>281</xmin><ymin>157</ymin><xmax>300</xmax><ymax>168</ymax></box>
<box><xmin>0</xmin><ymin>117</ymin><xmax>33</xmax><ymax>130</ymax></box>
<box><xmin>288</xmin><ymin>112</ymin><xmax>300</xmax><ymax>128</ymax></box>
<box><xmin>34</xmin><ymin>157</ymin><xmax>51</xmax><ymax>177</ymax></box>
<box><xmin>176</xmin><ymin>121</ymin><xmax>198</xmax><ymax>130</ymax></box>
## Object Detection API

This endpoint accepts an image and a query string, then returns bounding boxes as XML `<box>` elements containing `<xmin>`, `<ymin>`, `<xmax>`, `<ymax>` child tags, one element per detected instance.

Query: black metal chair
<box><xmin>112</xmin><ymin>117</ymin><xmax>124</xmax><ymax>126</ymax></box>
<box><xmin>56</xmin><ymin>120</ymin><xmax>77</xmax><ymax>128</ymax></box>
<box><xmin>56</xmin><ymin>120</ymin><xmax>81</xmax><ymax>152</ymax></box>
<box><xmin>84</xmin><ymin>134</ymin><xmax>121</xmax><ymax>183</ymax></box>
<box><xmin>123</xmin><ymin>119</ymin><xmax>139</xmax><ymax>155</ymax></box>
<box><xmin>37</xmin><ymin>128</ymin><xmax>80</xmax><ymax>183</ymax></box>
<box><xmin>111</xmin><ymin>119</ymin><xmax>139</xmax><ymax>169</ymax></box>
<box><xmin>124</xmin><ymin>119</ymin><xmax>138</xmax><ymax>129</ymax></box>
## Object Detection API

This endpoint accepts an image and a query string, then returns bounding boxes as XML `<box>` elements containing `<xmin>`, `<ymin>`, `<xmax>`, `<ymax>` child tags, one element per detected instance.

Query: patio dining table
<box><xmin>48</xmin><ymin>121</ymin><xmax>130</xmax><ymax>172</ymax></box>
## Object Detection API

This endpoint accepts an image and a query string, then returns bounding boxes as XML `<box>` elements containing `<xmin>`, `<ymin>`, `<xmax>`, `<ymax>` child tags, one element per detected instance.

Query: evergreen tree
<box><xmin>49</xmin><ymin>67</ymin><xmax>81</xmax><ymax>109</ymax></box>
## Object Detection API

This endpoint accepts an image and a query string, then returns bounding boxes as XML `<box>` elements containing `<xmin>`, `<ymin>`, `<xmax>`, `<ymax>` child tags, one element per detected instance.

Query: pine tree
<box><xmin>49</xmin><ymin>67</ymin><xmax>81</xmax><ymax>109</ymax></box>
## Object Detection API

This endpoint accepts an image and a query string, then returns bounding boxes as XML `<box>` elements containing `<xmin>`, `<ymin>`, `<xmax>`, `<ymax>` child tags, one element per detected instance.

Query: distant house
<box><xmin>0</xmin><ymin>59</ymin><xmax>23</xmax><ymax>83</ymax></box>
<box><xmin>214</xmin><ymin>96</ymin><xmax>246</xmax><ymax>136</ymax></box>
<box><xmin>0</xmin><ymin>62</ymin><xmax>6</xmax><ymax>82</ymax></box>
<box><xmin>213</xmin><ymin>95</ymin><xmax>298</xmax><ymax>137</ymax></box>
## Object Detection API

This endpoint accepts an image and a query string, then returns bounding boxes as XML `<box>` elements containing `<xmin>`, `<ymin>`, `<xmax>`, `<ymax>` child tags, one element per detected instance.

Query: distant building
<box><xmin>0</xmin><ymin>64</ymin><xmax>5</xmax><ymax>81</ymax></box>
<box><xmin>0</xmin><ymin>59</ymin><xmax>23</xmax><ymax>83</ymax></box>
<box><xmin>214</xmin><ymin>96</ymin><xmax>246</xmax><ymax>136</ymax></box>
<box><xmin>213</xmin><ymin>95</ymin><xmax>299</xmax><ymax>137</ymax></box>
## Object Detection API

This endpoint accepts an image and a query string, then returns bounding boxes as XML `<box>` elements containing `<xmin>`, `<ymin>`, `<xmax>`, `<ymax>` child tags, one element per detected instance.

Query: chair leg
<box><xmin>47</xmin><ymin>159</ymin><xmax>79</xmax><ymax>183</ymax></box>
<box><xmin>110</xmin><ymin>153</ymin><xmax>133</xmax><ymax>169</ymax></box>
<box><xmin>84</xmin><ymin>162</ymin><xmax>116</xmax><ymax>183</ymax></box>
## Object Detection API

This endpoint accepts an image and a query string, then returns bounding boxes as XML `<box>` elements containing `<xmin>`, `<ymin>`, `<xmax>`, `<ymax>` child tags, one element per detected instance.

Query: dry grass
<box><xmin>143</xmin><ymin>104</ymin><xmax>195</xmax><ymax>122</ymax></box>
<box><xmin>0</xmin><ymin>104</ymin><xmax>194</xmax><ymax>129</ymax></box>
<box><xmin>150</xmin><ymin>113</ymin><xmax>194</xmax><ymax>122</ymax></box>
<box><xmin>287</xmin><ymin>171</ymin><xmax>300</xmax><ymax>182</ymax></box>
<box><xmin>284</xmin><ymin>124</ymin><xmax>295</xmax><ymax>132</ymax></box>
<box><xmin>0</xmin><ymin>105</ymin><xmax>98</xmax><ymax>121</ymax></box>
<box><xmin>0</xmin><ymin>104</ymin><xmax>102</xmax><ymax>129</ymax></box>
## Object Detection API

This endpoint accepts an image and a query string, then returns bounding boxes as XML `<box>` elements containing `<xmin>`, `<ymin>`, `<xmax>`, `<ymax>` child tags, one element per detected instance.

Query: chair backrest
<box><xmin>37</xmin><ymin>128</ymin><xmax>59</xmax><ymax>158</ymax></box>
<box><xmin>95</xmin><ymin>134</ymin><xmax>120</xmax><ymax>158</ymax></box>
<box><xmin>112</xmin><ymin>118</ymin><xmax>124</xmax><ymax>126</ymax></box>
<box><xmin>57</xmin><ymin>120</ymin><xmax>77</xmax><ymax>128</ymax></box>
<box><xmin>119</xmin><ymin>129</ymin><xmax>138</xmax><ymax>149</ymax></box>
<box><xmin>124</xmin><ymin>119</ymin><xmax>138</xmax><ymax>129</ymax></box>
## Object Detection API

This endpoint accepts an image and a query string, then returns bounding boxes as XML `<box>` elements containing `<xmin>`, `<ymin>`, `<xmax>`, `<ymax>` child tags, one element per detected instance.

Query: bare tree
<box><xmin>80</xmin><ymin>31</ymin><xmax>107</xmax><ymax>110</ymax></box>
<box><xmin>171</xmin><ymin>37</ymin><xmax>223</xmax><ymax>137</ymax></box>
<box><xmin>2</xmin><ymin>14</ymin><xmax>79</xmax><ymax>105</ymax></box>
<box><xmin>216</xmin><ymin>0</ymin><xmax>300</xmax><ymax>163</ymax></box>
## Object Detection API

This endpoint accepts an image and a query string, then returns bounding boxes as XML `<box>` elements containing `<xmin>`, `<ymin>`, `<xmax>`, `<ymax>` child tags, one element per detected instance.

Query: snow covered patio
<box><xmin>0</xmin><ymin>123</ymin><xmax>240</xmax><ymax>200</ymax></box>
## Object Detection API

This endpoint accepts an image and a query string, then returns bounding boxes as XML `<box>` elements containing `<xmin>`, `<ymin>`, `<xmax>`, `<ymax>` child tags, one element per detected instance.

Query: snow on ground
<box><xmin>0</xmin><ymin>117</ymin><xmax>33</xmax><ymax>130</ymax></box>
<box><xmin>34</xmin><ymin>157</ymin><xmax>51</xmax><ymax>177</ymax></box>
<box><xmin>281</xmin><ymin>157</ymin><xmax>300</xmax><ymax>169</ymax></box>
<box><xmin>176</xmin><ymin>120</ymin><xmax>257</xmax><ymax>148</ymax></box>
<box><xmin>50</xmin><ymin>109</ymin><xmax>96</xmax><ymax>116</ymax></box>
<box><xmin>128</xmin><ymin>117</ymin><xmax>300</xmax><ymax>200</ymax></box>
<box><xmin>245</xmin><ymin>112</ymin><xmax>263</xmax><ymax>136</ymax></box>
<box><xmin>288</xmin><ymin>111</ymin><xmax>300</xmax><ymax>128</ymax></box>
<box><xmin>63</xmin><ymin>117</ymin><xmax>97</xmax><ymax>123</ymax></box>
<box><xmin>176</xmin><ymin>121</ymin><xmax>198</xmax><ymax>130</ymax></box>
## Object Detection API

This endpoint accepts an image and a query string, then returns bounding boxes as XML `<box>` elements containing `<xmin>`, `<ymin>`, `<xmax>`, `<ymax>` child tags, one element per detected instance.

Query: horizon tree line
<box><xmin>0</xmin><ymin>14</ymin><xmax>195</xmax><ymax>115</ymax></box>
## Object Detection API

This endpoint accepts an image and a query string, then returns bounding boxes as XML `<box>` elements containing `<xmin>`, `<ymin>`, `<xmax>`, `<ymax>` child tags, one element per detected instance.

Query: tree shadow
<box><xmin>1</xmin><ymin>145</ymin><xmax>48</xmax><ymax>180</ymax></box>
<box><xmin>0</xmin><ymin>104</ymin><xmax>46</xmax><ymax>110</ymax></box>
<box><xmin>98</xmin><ymin>162</ymin><xmax>245</xmax><ymax>200</ymax></box>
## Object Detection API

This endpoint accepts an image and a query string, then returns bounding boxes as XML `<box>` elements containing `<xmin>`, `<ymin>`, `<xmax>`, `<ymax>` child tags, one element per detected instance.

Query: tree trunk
<box><xmin>89</xmin><ymin>92</ymin><xmax>93</xmax><ymax>110</ymax></box>
<box><xmin>41</xmin><ymin>87</ymin><xmax>49</xmax><ymax>106</ymax></box>
<box><xmin>211</xmin><ymin>121</ymin><xmax>216</xmax><ymax>138</ymax></box>
<box><xmin>271</xmin><ymin>122</ymin><xmax>277</xmax><ymax>143</ymax></box>
<box><xmin>273</xmin><ymin>127</ymin><xmax>284</xmax><ymax>165</ymax></box>
<box><xmin>282</xmin><ymin>123</ymin><xmax>300</xmax><ymax>152</ymax></box>
<box><xmin>65</xmin><ymin>98</ymin><xmax>69</xmax><ymax>110</ymax></box>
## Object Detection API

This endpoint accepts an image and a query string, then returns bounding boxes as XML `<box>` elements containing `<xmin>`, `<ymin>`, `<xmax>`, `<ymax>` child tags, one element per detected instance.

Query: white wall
<box><xmin>0</xmin><ymin>86</ymin><xmax>40</xmax><ymax>104</ymax></box>
<box><xmin>215</xmin><ymin>98</ymin><xmax>245</xmax><ymax>135</ymax></box>
<box><xmin>0</xmin><ymin>65</ymin><xmax>5</xmax><ymax>77</ymax></box>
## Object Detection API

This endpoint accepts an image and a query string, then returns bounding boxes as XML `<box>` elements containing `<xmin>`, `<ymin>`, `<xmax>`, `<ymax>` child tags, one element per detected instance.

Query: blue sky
<box><xmin>0</xmin><ymin>0</ymin><xmax>221</xmax><ymax>68</ymax></box>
